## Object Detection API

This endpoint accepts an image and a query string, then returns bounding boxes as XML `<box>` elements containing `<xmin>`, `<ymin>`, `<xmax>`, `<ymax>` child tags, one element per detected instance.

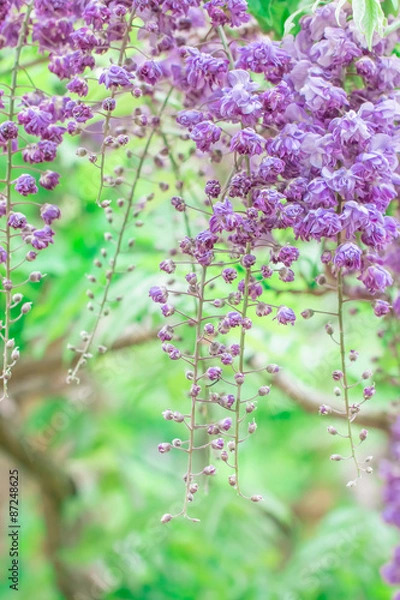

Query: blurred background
<box><xmin>0</xmin><ymin>19</ymin><xmax>399</xmax><ymax>600</ymax></box>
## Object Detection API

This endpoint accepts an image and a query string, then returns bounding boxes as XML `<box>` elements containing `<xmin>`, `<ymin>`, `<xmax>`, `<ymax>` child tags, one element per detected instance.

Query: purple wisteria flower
<box><xmin>209</xmin><ymin>199</ymin><xmax>242</xmax><ymax>233</ymax></box>
<box><xmin>190</xmin><ymin>121</ymin><xmax>221</xmax><ymax>152</ymax></box>
<box><xmin>14</xmin><ymin>175</ymin><xmax>38</xmax><ymax>196</ymax></box>
<box><xmin>230</xmin><ymin>128</ymin><xmax>265</xmax><ymax>155</ymax></box>
<box><xmin>333</xmin><ymin>243</ymin><xmax>362</xmax><ymax>272</ymax></box>
<box><xmin>40</xmin><ymin>204</ymin><xmax>61</xmax><ymax>225</ymax></box>
<box><xmin>99</xmin><ymin>65</ymin><xmax>134</xmax><ymax>89</ymax></box>
<box><xmin>359</xmin><ymin>265</ymin><xmax>393</xmax><ymax>294</ymax></box>
<box><xmin>204</xmin><ymin>0</ymin><xmax>250</xmax><ymax>27</ymax></box>
<box><xmin>275</xmin><ymin>305</ymin><xmax>296</xmax><ymax>325</ymax></box>
<box><xmin>8</xmin><ymin>212</ymin><xmax>27</xmax><ymax>229</ymax></box>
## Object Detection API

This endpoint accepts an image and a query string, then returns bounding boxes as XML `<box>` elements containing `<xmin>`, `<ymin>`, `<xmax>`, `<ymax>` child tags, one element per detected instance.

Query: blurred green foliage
<box><xmin>0</xmin><ymin>14</ymin><xmax>398</xmax><ymax>600</ymax></box>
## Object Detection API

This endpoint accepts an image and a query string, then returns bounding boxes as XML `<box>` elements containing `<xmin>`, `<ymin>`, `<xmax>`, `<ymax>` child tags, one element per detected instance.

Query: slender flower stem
<box><xmin>69</xmin><ymin>88</ymin><xmax>173</xmax><ymax>382</ymax></box>
<box><xmin>337</xmin><ymin>269</ymin><xmax>361</xmax><ymax>481</ymax></box>
<box><xmin>95</xmin><ymin>7</ymin><xmax>136</xmax><ymax>205</ymax></box>
<box><xmin>183</xmin><ymin>265</ymin><xmax>207</xmax><ymax>520</ymax></box>
<box><xmin>1</xmin><ymin>2</ymin><xmax>33</xmax><ymax>401</ymax></box>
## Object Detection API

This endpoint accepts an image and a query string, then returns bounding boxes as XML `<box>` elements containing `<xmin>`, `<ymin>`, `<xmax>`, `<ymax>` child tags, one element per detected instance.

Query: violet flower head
<box><xmin>333</xmin><ymin>243</ymin><xmax>362</xmax><ymax>272</ymax></box>
<box><xmin>359</xmin><ymin>265</ymin><xmax>393</xmax><ymax>294</ymax></box>
<box><xmin>204</xmin><ymin>0</ymin><xmax>250</xmax><ymax>27</ymax></box>
<box><xmin>190</xmin><ymin>121</ymin><xmax>221</xmax><ymax>152</ymax></box>
<box><xmin>149</xmin><ymin>286</ymin><xmax>168</xmax><ymax>304</ymax></box>
<box><xmin>230</xmin><ymin>127</ymin><xmax>265</xmax><ymax>155</ymax></box>
<box><xmin>39</xmin><ymin>170</ymin><xmax>60</xmax><ymax>190</ymax></box>
<box><xmin>184</xmin><ymin>47</ymin><xmax>229</xmax><ymax>90</ymax></box>
<box><xmin>14</xmin><ymin>174</ymin><xmax>38</xmax><ymax>196</ymax></box>
<box><xmin>8</xmin><ymin>212</ymin><xmax>27</xmax><ymax>229</ymax></box>
<box><xmin>209</xmin><ymin>198</ymin><xmax>242</xmax><ymax>233</ymax></box>
<box><xmin>31</xmin><ymin>226</ymin><xmax>55</xmax><ymax>250</ymax></box>
<box><xmin>40</xmin><ymin>204</ymin><xmax>61</xmax><ymax>225</ymax></box>
<box><xmin>275</xmin><ymin>305</ymin><xmax>296</xmax><ymax>325</ymax></box>
<box><xmin>99</xmin><ymin>65</ymin><xmax>134</xmax><ymax>89</ymax></box>
<box><xmin>0</xmin><ymin>120</ymin><xmax>18</xmax><ymax>141</ymax></box>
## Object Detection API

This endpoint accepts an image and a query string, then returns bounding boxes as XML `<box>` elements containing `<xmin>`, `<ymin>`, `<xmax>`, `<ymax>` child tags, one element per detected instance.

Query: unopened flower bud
<box><xmin>248</xmin><ymin>422</ymin><xmax>257</xmax><ymax>434</ymax></box>
<box><xmin>162</xmin><ymin>409</ymin><xmax>174</xmax><ymax>421</ymax></box>
<box><xmin>161</xmin><ymin>513</ymin><xmax>172</xmax><ymax>524</ymax></box>
<box><xmin>29</xmin><ymin>271</ymin><xmax>42</xmax><ymax>282</ymax></box>
<box><xmin>359</xmin><ymin>429</ymin><xmax>368</xmax><ymax>441</ymax></box>
<box><xmin>21</xmin><ymin>302</ymin><xmax>32</xmax><ymax>314</ymax></box>
<box><xmin>258</xmin><ymin>386</ymin><xmax>270</xmax><ymax>396</ymax></box>
<box><xmin>301</xmin><ymin>309</ymin><xmax>314</xmax><ymax>319</ymax></box>
<box><xmin>228</xmin><ymin>475</ymin><xmax>236</xmax><ymax>486</ymax></box>
<box><xmin>251</xmin><ymin>495</ymin><xmax>263</xmax><ymax>503</ymax></box>
<box><xmin>11</xmin><ymin>348</ymin><xmax>19</xmax><ymax>361</ymax></box>
<box><xmin>349</xmin><ymin>350</ymin><xmax>359</xmax><ymax>362</ymax></box>
<box><xmin>158</xmin><ymin>443</ymin><xmax>172</xmax><ymax>454</ymax></box>
<box><xmin>325</xmin><ymin>323</ymin><xmax>334</xmax><ymax>335</ymax></box>
<box><xmin>334</xmin><ymin>387</ymin><xmax>341</xmax><ymax>396</ymax></box>
<box><xmin>202</xmin><ymin>465</ymin><xmax>216</xmax><ymax>476</ymax></box>
<box><xmin>330</xmin><ymin>454</ymin><xmax>344</xmax><ymax>461</ymax></box>
<box><xmin>362</xmin><ymin>370</ymin><xmax>372</xmax><ymax>380</ymax></box>
<box><xmin>266</xmin><ymin>364</ymin><xmax>279</xmax><ymax>374</ymax></box>
<box><xmin>332</xmin><ymin>370</ymin><xmax>343</xmax><ymax>380</ymax></box>
<box><xmin>327</xmin><ymin>426</ymin><xmax>338</xmax><ymax>435</ymax></box>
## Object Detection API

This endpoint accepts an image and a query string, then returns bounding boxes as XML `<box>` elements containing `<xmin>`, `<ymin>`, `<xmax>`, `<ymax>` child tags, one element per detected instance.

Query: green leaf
<box><xmin>352</xmin><ymin>0</ymin><xmax>387</xmax><ymax>49</ymax></box>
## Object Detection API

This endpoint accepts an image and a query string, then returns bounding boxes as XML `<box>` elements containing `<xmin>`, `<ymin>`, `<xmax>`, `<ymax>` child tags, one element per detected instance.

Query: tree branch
<box><xmin>273</xmin><ymin>371</ymin><xmax>392</xmax><ymax>432</ymax></box>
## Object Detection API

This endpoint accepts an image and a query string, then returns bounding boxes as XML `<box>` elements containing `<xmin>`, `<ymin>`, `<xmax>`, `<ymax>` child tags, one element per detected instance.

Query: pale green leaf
<box><xmin>352</xmin><ymin>0</ymin><xmax>387</xmax><ymax>49</ymax></box>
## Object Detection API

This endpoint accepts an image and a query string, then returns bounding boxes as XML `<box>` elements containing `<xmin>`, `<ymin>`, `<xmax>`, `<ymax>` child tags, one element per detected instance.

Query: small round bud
<box><xmin>316</xmin><ymin>274</ymin><xmax>327</xmax><ymax>285</ymax></box>
<box><xmin>161</xmin><ymin>513</ymin><xmax>172</xmax><ymax>524</ymax></box>
<box><xmin>359</xmin><ymin>429</ymin><xmax>368</xmax><ymax>441</ymax></box>
<box><xmin>349</xmin><ymin>350</ymin><xmax>359</xmax><ymax>362</ymax></box>
<box><xmin>29</xmin><ymin>271</ymin><xmax>42</xmax><ymax>282</ymax></box>
<box><xmin>248</xmin><ymin>422</ymin><xmax>257</xmax><ymax>434</ymax></box>
<box><xmin>246</xmin><ymin>402</ymin><xmax>256</xmax><ymax>414</ymax></box>
<box><xmin>330</xmin><ymin>454</ymin><xmax>344</xmax><ymax>461</ymax></box>
<box><xmin>365</xmin><ymin>466</ymin><xmax>373</xmax><ymax>474</ymax></box>
<box><xmin>202</xmin><ymin>465</ymin><xmax>216</xmax><ymax>476</ymax></box>
<box><xmin>266</xmin><ymin>364</ymin><xmax>279</xmax><ymax>374</ymax></box>
<box><xmin>12</xmin><ymin>293</ymin><xmax>22</xmax><ymax>304</ymax></box>
<box><xmin>228</xmin><ymin>475</ymin><xmax>236</xmax><ymax>487</ymax></box>
<box><xmin>172</xmin><ymin>438</ymin><xmax>182</xmax><ymax>447</ymax></box>
<box><xmin>334</xmin><ymin>387</ymin><xmax>341</xmax><ymax>396</ymax></box>
<box><xmin>21</xmin><ymin>302</ymin><xmax>32</xmax><ymax>314</ymax></box>
<box><xmin>332</xmin><ymin>370</ymin><xmax>343</xmax><ymax>381</ymax></box>
<box><xmin>362</xmin><ymin>370</ymin><xmax>372</xmax><ymax>380</ymax></box>
<box><xmin>258</xmin><ymin>386</ymin><xmax>270</xmax><ymax>396</ymax></box>
<box><xmin>325</xmin><ymin>323</ymin><xmax>334</xmax><ymax>335</ymax></box>
<box><xmin>250</xmin><ymin>495</ymin><xmax>263</xmax><ymax>503</ymax></box>
<box><xmin>327</xmin><ymin>426</ymin><xmax>338</xmax><ymax>435</ymax></box>
<box><xmin>301</xmin><ymin>309</ymin><xmax>314</xmax><ymax>320</ymax></box>
<box><xmin>158</xmin><ymin>443</ymin><xmax>172</xmax><ymax>454</ymax></box>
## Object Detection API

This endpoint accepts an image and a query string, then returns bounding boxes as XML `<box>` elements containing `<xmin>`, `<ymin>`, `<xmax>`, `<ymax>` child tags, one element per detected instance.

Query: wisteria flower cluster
<box><xmin>0</xmin><ymin>0</ymin><xmax>399</xmax><ymax>576</ymax></box>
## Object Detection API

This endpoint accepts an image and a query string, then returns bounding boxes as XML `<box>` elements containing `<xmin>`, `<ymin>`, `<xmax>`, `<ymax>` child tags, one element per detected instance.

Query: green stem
<box><xmin>2</xmin><ymin>2</ymin><xmax>33</xmax><ymax>400</ymax></box>
<box><xmin>69</xmin><ymin>88</ymin><xmax>173</xmax><ymax>383</ymax></box>
<box><xmin>183</xmin><ymin>265</ymin><xmax>207</xmax><ymax>520</ymax></box>
<box><xmin>337</xmin><ymin>269</ymin><xmax>360</xmax><ymax>480</ymax></box>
